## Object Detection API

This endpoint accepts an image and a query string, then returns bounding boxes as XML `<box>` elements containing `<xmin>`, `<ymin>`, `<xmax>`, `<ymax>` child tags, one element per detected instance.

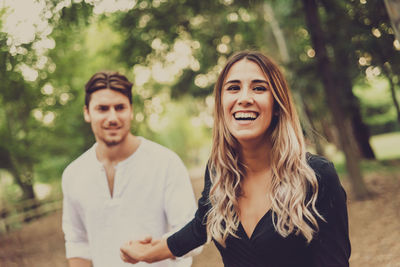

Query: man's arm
<box><xmin>62</xmin><ymin>168</ymin><xmax>92</xmax><ymax>262</ymax></box>
<box><xmin>68</xmin><ymin>258</ymin><xmax>92</xmax><ymax>267</ymax></box>
<box><xmin>120</xmin><ymin>162</ymin><xmax>211</xmax><ymax>265</ymax></box>
<box><xmin>163</xmin><ymin>156</ymin><xmax>203</xmax><ymax>259</ymax></box>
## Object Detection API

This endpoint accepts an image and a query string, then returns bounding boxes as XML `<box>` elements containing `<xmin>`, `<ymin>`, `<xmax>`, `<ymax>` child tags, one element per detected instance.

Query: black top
<box><xmin>167</xmin><ymin>154</ymin><xmax>351</xmax><ymax>267</ymax></box>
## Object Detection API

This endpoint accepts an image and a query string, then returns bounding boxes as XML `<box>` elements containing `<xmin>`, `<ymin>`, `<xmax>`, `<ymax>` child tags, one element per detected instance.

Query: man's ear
<box><xmin>83</xmin><ymin>105</ymin><xmax>91</xmax><ymax>123</ymax></box>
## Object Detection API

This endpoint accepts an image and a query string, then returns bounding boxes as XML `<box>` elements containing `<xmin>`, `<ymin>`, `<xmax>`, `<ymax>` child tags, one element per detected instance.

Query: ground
<box><xmin>0</xmin><ymin>171</ymin><xmax>399</xmax><ymax>267</ymax></box>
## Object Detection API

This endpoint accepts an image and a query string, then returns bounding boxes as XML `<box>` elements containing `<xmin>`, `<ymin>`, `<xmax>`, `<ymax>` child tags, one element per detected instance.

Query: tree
<box><xmin>353</xmin><ymin>0</ymin><xmax>400</xmax><ymax>127</ymax></box>
<box><xmin>302</xmin><ymin>0</ymin><xmax>370</xmax><ymax>199</ymax></box>
<box><xmin>0</xmin><ymin>1</ymin><xmax>95</xmax><ymax>200</ymax></box>
<box><xmin>0</xmin><ymin>28</ymin><xmax>40</xmax><ymax>200</ymax></box>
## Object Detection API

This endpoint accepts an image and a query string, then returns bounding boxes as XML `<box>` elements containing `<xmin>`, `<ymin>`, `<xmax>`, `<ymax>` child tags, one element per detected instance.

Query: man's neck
<box><xmin>96</xmin><ymin>134</ymin><xmax>140</xmax><ymax>165</ymax></box>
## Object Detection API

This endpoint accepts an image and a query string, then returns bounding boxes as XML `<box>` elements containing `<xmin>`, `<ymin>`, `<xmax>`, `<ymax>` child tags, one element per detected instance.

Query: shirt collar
<box><xmin>90</xmin><ymin>137</ymin><xmax>145</xmax><ymax>169</ymax></box>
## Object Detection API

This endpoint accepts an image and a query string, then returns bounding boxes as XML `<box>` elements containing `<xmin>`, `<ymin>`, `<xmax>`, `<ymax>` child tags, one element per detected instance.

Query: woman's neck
<box><xmin>239</xmin><ymin>138</ymin><xmax>272</xmax><ymax>176</ymax></box>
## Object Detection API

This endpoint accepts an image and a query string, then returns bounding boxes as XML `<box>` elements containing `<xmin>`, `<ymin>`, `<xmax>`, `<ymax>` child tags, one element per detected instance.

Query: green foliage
<box><xmin>370</xmin><ymin>132</ymin><xmax>400</xmax><ymax>160</ymax></box>
<box><xmin>327</xmin><ymin>131</ymin><xmax>400</xmax><ymax>175</ymax></box>
<box><xmin>0</xmin><ymin>1</ymin><xmax>97</xmax><ymax>199</ymax></box>
<box><xmin>354</xmin><ymin>77</ymin><xmax>400</xmax><ymax>133</ymax></box>
<box><xmin>150</xmin><ymin>97</ymin><xmax>212</xmax><ymax>168</ymax></box>
<box><xmin>0</xmin><ymin>11</ymin><xmax>46</xmax><ymax>199</ymax></box>
<box><xmin>1</xmin><ymin>0</ymin><xmax>400</xmax><ymax>202</ymax></box>
<box><xmin>113</xmin><ymin>0</ymin><xmax>281</xmax><ymax>98</ymax></box>
<box><xmin>333</xmin><ymin>158</ymin><xmax>400</xmax><ymax>176</ymax></box>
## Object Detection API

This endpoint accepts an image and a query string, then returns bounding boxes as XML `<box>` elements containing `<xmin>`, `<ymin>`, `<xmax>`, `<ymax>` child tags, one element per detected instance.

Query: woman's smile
<box><xmin>222</xmin><ymin>59</ymin><xmax>275</xmax><ymax>143</ymax></box>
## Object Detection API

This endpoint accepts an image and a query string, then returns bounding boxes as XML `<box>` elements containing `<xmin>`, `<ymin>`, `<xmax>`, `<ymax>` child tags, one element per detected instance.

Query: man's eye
<box><xmin>254</xmin><ymin>86</ymin><xmax>267</xmax><ymax>91</ymax></box>
<box><xmin>227</xmin><ymin>85</ymin><xmax>240</xmax><ymax>91</ymax></box>
<box><xmin>115</xmin><ymin>105</ymin><xmax>125</xmax><ymax>111</ymax></box>
<box><xmin>98</xmin><ymin>106</ymin><xmax>109</xmax><ymax>111</ymax></box>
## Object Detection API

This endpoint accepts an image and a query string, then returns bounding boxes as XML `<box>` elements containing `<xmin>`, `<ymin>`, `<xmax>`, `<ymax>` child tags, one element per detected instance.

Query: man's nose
<box><xmin>107</xmin><ymin>108</ymin><xmax>118</xmax><ymax>121</ymax></box>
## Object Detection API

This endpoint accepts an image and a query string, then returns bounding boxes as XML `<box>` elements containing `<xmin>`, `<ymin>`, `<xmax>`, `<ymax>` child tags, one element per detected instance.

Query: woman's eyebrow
<box><xmin>252</xmin><ymin>79</ymin><xmax>268</xmax><ymax>84</ymax></box>
<box><xmin>224</xmin><ymin>79</ymin><xmax>241</xmax><ymax>84</ymax></box>
<box><xmin>224</xmin><ymin>79</ymin><xmax>268</xmax><ymax>85</ymax></box>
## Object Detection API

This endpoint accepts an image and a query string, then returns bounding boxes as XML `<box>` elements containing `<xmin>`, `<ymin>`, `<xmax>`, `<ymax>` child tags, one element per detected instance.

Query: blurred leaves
<box><xmin>0</xmin><ymin>0</ymin><xmax>399</xmax><ymax>201</ymax></box>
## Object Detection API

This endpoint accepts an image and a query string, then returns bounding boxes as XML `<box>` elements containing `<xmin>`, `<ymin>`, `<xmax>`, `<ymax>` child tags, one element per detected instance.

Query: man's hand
<box><xmin>120</xmin><ymin>237</ymin><xmax>172</xmax><ymax>264</ymax></box>
<box><xmin>68</xmin><ymin>257</ymin><xmax>92</xmax><ymax>267</ymax></box>
<box><xmin>120</xmin><ymin>240</ymin><xmax>155</xmax><ymax>264</ymax></box>
<box><xmin>120</xmin><ymin>241</ymin><xmax>140</xmax><ymax>264</ymax></box>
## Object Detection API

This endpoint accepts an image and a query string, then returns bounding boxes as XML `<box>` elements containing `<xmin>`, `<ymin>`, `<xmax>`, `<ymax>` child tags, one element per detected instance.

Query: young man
<box><xmin>62</xmin><ymin>71</ymin><xmax>198</xmax><ymax>267</ymax></box>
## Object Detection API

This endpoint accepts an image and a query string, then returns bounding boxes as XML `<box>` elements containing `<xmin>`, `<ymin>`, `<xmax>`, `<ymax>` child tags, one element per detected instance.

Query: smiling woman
<box><xmin>120</xmin><ymin>51</ymin><xmax>351</xmax><ymax>267</ymax></box>
<box><xmin>221</xmin><ymin>59</ymin><xmax>275</xmax><ymax>144</ymax></box>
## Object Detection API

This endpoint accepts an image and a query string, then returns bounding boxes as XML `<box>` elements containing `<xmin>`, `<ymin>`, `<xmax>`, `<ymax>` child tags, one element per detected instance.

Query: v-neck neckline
<box><xmin>239</xmin><ymin>209</ymin><xmax>272</xmax><ymax>240</ymax></box>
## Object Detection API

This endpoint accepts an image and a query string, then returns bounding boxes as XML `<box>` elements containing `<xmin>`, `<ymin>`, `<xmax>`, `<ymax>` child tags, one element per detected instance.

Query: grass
<box><xmin>326</xmin><ymin>131</ymin><xmax>400</xmax><ymax>175</ymax></box>
<box><xmin>370</xmin><ymin>132</ymin><xmax>400</xmax><ymax>160</ymax></box>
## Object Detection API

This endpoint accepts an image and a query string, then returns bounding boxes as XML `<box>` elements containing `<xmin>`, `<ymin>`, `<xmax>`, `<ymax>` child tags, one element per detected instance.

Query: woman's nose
<box><xmin>237</xmin><ymin>88</ymin><xmax>254</xmax><ymax>105</ymax></box>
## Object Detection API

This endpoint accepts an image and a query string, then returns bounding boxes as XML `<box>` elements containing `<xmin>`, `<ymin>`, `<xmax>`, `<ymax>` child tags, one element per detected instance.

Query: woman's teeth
<box><xmin>234</xmin><ymin>112</ymin><xmax>258</xmax><ymax>120</ymax></box>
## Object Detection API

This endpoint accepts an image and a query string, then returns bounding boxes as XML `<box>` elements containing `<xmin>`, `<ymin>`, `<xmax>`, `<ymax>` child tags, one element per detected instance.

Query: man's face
<box><xmin>84</xmin><ymin>89</ymin><xmax>133</xmax><ymax>147</ymax></box>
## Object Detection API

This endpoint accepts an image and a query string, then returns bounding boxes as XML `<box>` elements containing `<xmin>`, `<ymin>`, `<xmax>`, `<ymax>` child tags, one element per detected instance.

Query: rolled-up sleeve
<box><xmin>62</xmin><ymin>168</ymin><xmax>91</xmax><ymax>260</ymax></box>
<box><xmin>162</xmin><ymin>155</ymin><xmax>204</xmax><ymax>264</ymax></box>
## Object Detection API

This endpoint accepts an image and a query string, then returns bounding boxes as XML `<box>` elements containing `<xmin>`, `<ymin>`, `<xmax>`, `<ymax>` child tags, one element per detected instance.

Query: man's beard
<box><xmin>102</xmin><ymin>133</ymin><xmax>127</xmax><ymax>147</ymax></box>
<box><xmin>104</xmin><ymin>140</ymin><xmax>120</xmax><ymax>147</ymax></box>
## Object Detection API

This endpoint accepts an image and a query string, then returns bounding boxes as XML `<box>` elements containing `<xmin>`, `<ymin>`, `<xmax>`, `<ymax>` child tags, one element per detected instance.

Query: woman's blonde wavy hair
<box><xmin>206</xmin><ymin>51</ymin><xmax>323</xmax><ymax>247</ymax></box>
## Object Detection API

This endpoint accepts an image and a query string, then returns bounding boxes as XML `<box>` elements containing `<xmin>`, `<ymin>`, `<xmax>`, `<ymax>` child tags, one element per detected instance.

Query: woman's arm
<box><xmin>166</xmin><ymin>165</ymin><xmax>212</xmax><ymax>256</ymax></box>
<box><xmin>120</xmin><ymin>165</ymin><xmax>213</xmax><ymax>264</ymax></box>
<box><xmin>309</xmin><ymin>158</ymin><xmax>351</xmax><ymax>267</ymax></box>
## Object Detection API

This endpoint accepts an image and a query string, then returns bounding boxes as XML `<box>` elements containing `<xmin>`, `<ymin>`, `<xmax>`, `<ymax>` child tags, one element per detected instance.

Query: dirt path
<box><xmin>345</xmin><ymin>172</ymin><xmax>400</xmax><ymax>267</ymax></box>
<box><xmin>0</xmin><ymin>171</ymin><xmax>399</xmax><ymax>267</ymax></box>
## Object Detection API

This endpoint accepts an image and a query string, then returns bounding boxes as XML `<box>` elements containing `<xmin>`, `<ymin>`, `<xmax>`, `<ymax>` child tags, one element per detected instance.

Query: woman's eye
<box><xmin>254</xmin><ymin>86</ymin><xmax>267</xmax><ymax>91</ymax></box>
<box><xmin>227</xmin><ymin>85</ymin><xmax>240</xmax><ymax>91</ymax></box>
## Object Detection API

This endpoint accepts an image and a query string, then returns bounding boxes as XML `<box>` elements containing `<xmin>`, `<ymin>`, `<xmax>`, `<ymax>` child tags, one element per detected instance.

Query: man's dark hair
<box><xmin>85</xmin><ymin>71</ymin><xmax>133</xmax><ymax>106</ymax></box>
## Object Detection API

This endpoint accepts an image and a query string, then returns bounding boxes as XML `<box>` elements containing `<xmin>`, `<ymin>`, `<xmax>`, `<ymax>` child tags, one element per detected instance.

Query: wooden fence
<box><xmin>0</xmin><ymin>197</ymin><xmax>62</xmax><ymax>234</ymax></box>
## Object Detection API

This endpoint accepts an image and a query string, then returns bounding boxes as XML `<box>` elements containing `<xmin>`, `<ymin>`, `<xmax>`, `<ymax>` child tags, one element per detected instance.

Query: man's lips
<box><xmin>104</xmin><ymin>127</ymin><xmax>122</xmax><ymax>131</ymax></box>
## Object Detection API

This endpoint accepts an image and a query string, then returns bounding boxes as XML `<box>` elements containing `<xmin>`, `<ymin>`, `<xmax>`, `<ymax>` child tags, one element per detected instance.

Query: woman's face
<box><xmin>221</xmin><ymin>59</ymin><xmax>275</xmax><ymax>145</ymax></box>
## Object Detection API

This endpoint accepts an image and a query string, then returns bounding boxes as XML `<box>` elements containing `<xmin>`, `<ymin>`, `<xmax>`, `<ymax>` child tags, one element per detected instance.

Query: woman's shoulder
<box><xmin>306</xmin><ymin>153</ymin><xmax>345</xmax><ymax>205</ymax></box>
<box><xmin>306</xmin><ymin>153</ymin><xmax>339</xmax><ymax>184</ymax></box>
<box><xmin>306</xmin><ymin>153</ymin><xmax>334</xmax><ymax>171</ymax></box>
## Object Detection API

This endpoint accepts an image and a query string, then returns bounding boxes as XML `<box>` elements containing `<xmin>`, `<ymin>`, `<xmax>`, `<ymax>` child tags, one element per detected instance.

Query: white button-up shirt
<box><xmin>62</xmin><ymin>137</ymin><xmax>198</xmax><ymax>267</ymax></box>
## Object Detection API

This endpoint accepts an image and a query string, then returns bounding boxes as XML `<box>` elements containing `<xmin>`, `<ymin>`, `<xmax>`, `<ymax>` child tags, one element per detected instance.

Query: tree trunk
<box><xmin>388</xmin><ymin>78</ymin><xmax>400</xmax><ymax>125</ymax></box>
<box><xmin>262</xmin><ymin>2</ymin><xmax>325</xmax><ymax>155</ymax></box>
<box><xmin>9</xmin><ymin>163</ymin><xmax>36</xmax><ymax>201</ymax></box>
<box><xmin>383</xmin><ymin>67</ymin><xmax>400</xmax><ymax>125</ymax></box>
<box><xmin>384</xmin><ymin>0</ymin><xmax>400</xmax><ymax>41</ymax></box>
<box><xmin>319</xmin><ymin>0</ymin><xmax>376</xmax><ymax>159</ymax></box>
<box><xmin>19</xmin><ymin>178</ymin><xmax>36</xmax><ymax>200</ymax></box>
<box><xmin>333</xmin><ymin>37</ymin><xmax>376</xmax><ymax>159</ymax></box>
<box><xmin>263</xmin><ymin>3</ymin><xmax>290</xmax><ymax>63</ymax></box>
<box><xmin>302</xmin><ymin>100</ymin><xmax>325</xmax><ymax>157</ymax></box>
<box><xmin>302</xmin><ymin>0</ymin><xmax>370</xmax><ymax>199</ymax></box>
<box><xmin>351</xmin><ymin>109</ymin><xmax>376</xmax><ymax>159</ymax></box>
<box><xmin>340</xmin><ymin>70</ymin><xmax>376</xmax><ymax>159</ymax></box>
